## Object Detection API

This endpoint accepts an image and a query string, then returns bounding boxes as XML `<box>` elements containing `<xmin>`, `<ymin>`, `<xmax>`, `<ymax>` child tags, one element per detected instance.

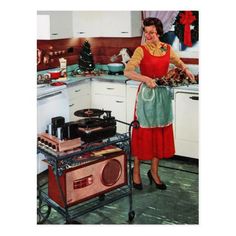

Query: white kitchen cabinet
<box><xmin>174</xmin><ymin>90</ymin><xmax>199</xmax><ymax>158</ymax></box>
<box><xmin>73</xmin><ymin>11</ymin><xmax>142</xmax><ymax>38</ymax></box>
<box><xmin>91</xmin><ymin>80</ymin><xmax>127</xmax><ymax>133</ymax></box>
<box><xmin>72</xmin><ymin>11</ymin><xmax>103</xmax><ymax>38</ymax></box>
<box><xmin>37</xmin><ymin>11</ymin><xmax>73</xmax><ymax>39</ymax></box>
<box><xmin>67</xmin><ymin>80</ymin><xmax>91</xmax><ymax>121</ymax></box>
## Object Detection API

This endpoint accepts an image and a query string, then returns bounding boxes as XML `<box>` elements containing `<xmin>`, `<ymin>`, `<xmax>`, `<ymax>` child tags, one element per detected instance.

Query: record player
<box><xmin>74</xmin><ymin>109</ymin><xmax>117</xmax><ymax>143</ymax></box>
<box><xmin>37</xmin><ymin>109</ymin><xmax>116</xmax><ymax>153</ymax></box>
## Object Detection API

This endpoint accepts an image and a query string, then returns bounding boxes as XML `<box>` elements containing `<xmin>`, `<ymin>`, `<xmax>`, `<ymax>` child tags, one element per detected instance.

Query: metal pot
<box><xmin>107</xmin><ymin>63</ymin><xmax>124</xmax><ymax>73</ymax></box>
<box><xmin>48</xmin><ymin>70</ymin><xmax>61</xmax><ymax>79</ymax></box>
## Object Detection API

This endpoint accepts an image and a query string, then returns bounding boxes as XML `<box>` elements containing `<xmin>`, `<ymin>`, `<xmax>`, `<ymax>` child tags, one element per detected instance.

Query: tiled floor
<box><xmin>37</xmin><ymin>156</ymin><xmax>198</xmax><ymax>224</ymax></box>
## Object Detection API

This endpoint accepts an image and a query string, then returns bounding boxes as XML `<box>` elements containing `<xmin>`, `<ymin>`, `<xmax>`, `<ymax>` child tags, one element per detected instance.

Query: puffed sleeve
<box><xmin>124</xmin><ymin>47</ymin><xmax>144</xmax><ymax>71</ymax></box>
<box><xmin>169</xmin><ymin>46</ymin><xmax>187</xmax><ymax>70</ymax></box>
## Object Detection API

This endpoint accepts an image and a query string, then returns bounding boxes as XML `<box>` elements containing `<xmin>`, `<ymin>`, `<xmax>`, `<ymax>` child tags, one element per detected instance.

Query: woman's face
<box><xmin>144</xmin><ymin>25</ymin><xmax>159</xmax><ymax>43</ymax></box>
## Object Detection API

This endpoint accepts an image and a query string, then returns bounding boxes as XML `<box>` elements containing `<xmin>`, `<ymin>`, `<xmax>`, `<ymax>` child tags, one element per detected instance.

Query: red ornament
<box><xmin>179</xmin><ymin>11</ymin><xmax>196</xmax><ymax>47</ymax></box>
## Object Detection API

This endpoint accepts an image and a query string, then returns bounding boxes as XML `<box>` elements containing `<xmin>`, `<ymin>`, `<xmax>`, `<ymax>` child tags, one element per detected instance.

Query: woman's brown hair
<box><xmin>143</xmin><ymin>17</ymin><xmax>164</xmax><ymax>36</ymax></box>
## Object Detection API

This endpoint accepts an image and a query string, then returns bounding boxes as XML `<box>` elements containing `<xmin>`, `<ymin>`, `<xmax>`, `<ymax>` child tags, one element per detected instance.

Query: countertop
<box><xmin>38</xmin><ymin>64</ymin><xmax>199</xmax><ymax>91</ymax></box>
<box><xmin>50</xmin><ymin>74</ymin><xmax>128</xmax><ymax>86</ymax></box>
<box><xmin>173</xmin><ymin>84</ymin><xmax>199</xmax><ymax>92</ymax></box>
<box><xmin>66</xmin><ymin>74</ymin><xmax>127</xmax><ymax>85</ymax></box>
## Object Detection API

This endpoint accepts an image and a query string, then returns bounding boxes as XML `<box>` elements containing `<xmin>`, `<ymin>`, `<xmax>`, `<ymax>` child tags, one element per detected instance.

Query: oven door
<box><xmin>37</xmin><ymin>87</ymin><xmax>69</xmax><ymax>173</ymax></box>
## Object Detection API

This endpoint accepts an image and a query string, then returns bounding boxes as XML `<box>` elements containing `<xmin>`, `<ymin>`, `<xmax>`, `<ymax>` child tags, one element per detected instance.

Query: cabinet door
<box><xmin>101</xmin><ymin>11</ymin><xmax>141</xmax><ymax>37</ymax></box>
<box><xmin>69</xmin><ymin>95</ymin><xmax>91</xmax><ymax>121</ymax></box>
<box><xmin>37</xmin><ymin>11</ymin><xmax>73</xmax><ymax>39</ymax></box>
<box><xmin>68</xmin><ymin>81</ymin><xmax>91</xmax><ymax>121</ymax></box>
<box><xmin>73</xmin><ymin>11</ymin><xmax>102</xmax><ymax>38</ymax></box>
<box><xmin>126</xmin><ymin>85</ymin><xmax>138</xmax><ymax>124</ymax></box>
<box><xmin>50</xmin><ymin>11</ymin><xmax>73</xmax><ymax>39</ymax></box>
<box><xmin>92</xmin><ymin>94</ymin><xmax>127</xmax><ymax>134</ymax></box>
<box><xmin>37</xmin><ymin>15</ymin><xmax>50</xmax><ymax>39</ymax></box>
<box><xmin>73</xmin><ymin>11</ymin><xmax>141</xmax><ymax>38</ymax></box>
<box><xmin>67</xmin><ymin>80</ymin><xmax>91</xmax><ymax>100</ymax></box>
<box><xmin>175</xmin><ymin>92</ymin><xmax>199</xmax><ymax>158</ymax></box>
<box><xmin>92</xmin><ymin>80</ymin><xmax>126</xmax><ymax>97</ymax></box>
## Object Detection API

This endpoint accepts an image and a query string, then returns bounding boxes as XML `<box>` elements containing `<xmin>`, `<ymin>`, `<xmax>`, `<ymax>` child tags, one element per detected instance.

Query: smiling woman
<box><xmin>124</xmin><ymin>17</ymin><xmax>196</xmax><ymax>192</ymax></box>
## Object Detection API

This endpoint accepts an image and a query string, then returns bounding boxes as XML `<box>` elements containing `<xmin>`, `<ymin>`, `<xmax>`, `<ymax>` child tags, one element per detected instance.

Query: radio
<box><xmin>48</xmin><ymin>149</ymin><xmax>127</xmax><ymax>207</ymax></box>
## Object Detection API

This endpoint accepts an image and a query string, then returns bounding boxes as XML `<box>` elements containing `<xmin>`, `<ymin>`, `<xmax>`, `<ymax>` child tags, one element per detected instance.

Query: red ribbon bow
<box><xmin>179</xmin><ymin>11</ymin><xmax>196</xmax><ymax>47</ymax></box>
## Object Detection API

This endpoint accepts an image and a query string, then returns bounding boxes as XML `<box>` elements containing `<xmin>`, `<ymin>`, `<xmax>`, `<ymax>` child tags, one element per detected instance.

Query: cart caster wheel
<box><xmin>99</xmin><ymin>194</ymin><xmax>105</xmax><ymax>201</ymax></box>
<box><xmin>37</xmin><ymin>204</ymin><xmax>51</xmax><ymax>224</ymax></box>
<box><xmin>128</xmin><ymin>210</ymin><xmax>135</xmax><ymax>223</ymax></box>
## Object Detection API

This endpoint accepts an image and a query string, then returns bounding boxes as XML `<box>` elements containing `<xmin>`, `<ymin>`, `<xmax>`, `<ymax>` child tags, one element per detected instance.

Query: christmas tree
<box><xmin>78</xmin><ymin>40</ymin><xmax>95</xmax><ymax>72</ymax></box>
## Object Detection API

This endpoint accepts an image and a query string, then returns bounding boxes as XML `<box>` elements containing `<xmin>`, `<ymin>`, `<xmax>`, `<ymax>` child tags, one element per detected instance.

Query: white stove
<box><xmin>37</xmin><ymin>84</ymin><xmax>67</xmax><ymax>98</ymax></box>
<box><xmin>37</xmin><ymin>83</ymin><xmax>69</xmax><ymax>173</ymax></box>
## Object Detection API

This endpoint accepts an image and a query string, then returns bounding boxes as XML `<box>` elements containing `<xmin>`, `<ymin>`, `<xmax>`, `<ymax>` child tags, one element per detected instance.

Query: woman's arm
<box><xmin>124</xmin><ymin>70</ymin><xmax>157</xmax><ymax>88</ymax></box>
<box><xmin>124</xmin><ymin>47</ymin><xmax>157</xmax><ymax>88</ymax></box>
<box><xmin>170</xmin><ymin>46</ymin><xmax>196</xmax><ymax>83</ymax></box>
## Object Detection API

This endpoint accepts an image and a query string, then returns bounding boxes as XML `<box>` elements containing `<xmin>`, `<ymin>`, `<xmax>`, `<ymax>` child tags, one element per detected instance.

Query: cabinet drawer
<box><xmin>91</xmin><ymin>94</ymin><xmax>126</xmax><ymax>133</ymax></box>
<box><xmin>92</xmin><ymin>81</ymin><xmax>126</xmax><ymax>97</ymax></box>
<box><xmin>69</xmin><ymin>95</ymin><xmax>91</xmax><ymax>121</ymax></box>
<box><xmin>68</xmin><ymin>81</ymin><xmax>90</xmax><ymax>100</ymax></box>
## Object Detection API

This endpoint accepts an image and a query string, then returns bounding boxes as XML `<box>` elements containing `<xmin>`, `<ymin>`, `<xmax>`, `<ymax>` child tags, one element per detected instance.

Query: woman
<box><xmin>124</xmin><ymin>17</ymin><xmax>195</xmax><ymax>190</ymax></box>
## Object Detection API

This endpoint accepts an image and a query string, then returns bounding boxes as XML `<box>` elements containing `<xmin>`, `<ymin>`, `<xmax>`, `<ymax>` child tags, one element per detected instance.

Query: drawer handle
<box><xmin>37</xmin><ymin>91</ymin><xmax>62</xmax><ymax>100</ymax></box>
<box><xmin>78</xmin><ymin>32</ymin><xmax>85</xmax><ymax>34</ymax></box>
<box><xmin>69</xmin><ymin>103</ymin><xmax>74</xmax><ymax>107</ymax></box>
<box><xmin>106</xmin><ymin>88</ymin><xmax>115</xmax><ymax>90</ymax></box>
<box><xmin>189</xmin><ymin>96</ymin><xmax>199</xmax><ymax>100</ymax></box>
<box><xmin>116</xmin><ymin>101</ymin><xmax>124</xmax><ymax>103</ymax></box>
<box><xmin>51</xmin><ymin>33</ymin><xmax>58</xmax><ymax>35</ymax></box>
<box><xmin>121</xmin><ymin>31</ymin><xmax>129</xmax><ymax>34</ymax></box>
<box><xmin>75</xmin><ymin>89</ymin><xmax>81</xmax><ymax>92</ymax></box>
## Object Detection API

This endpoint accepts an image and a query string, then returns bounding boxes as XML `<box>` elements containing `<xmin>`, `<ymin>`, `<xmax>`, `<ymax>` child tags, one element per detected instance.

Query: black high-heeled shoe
<box><xmin>147</xmin><ymin>170</ymin><xmax>167</xmax><ymax>190</ymax></box>
<box><xmin>131</xmin><ymin>168</ymin><xmax>143</xmax><ymax>190</ymax></box>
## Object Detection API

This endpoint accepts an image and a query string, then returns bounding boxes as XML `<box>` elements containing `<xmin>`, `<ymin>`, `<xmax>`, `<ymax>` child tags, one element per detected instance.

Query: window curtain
<box><xmin>141</xmin><ymin>11</ymin><xmax>179</xmax><ymax>43</ymax></box>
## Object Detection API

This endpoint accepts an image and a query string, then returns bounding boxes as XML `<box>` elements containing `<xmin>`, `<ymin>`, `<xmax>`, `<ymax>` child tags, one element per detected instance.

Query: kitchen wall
<box><xmin>37</xmin><ymin>37</ymin><xmax>141</xmax><ymax>71</ymax></box>
<box><xmin>37</xmin><ymin>37</ymin><xmax>198</xmax><ymax>72</ymax></box>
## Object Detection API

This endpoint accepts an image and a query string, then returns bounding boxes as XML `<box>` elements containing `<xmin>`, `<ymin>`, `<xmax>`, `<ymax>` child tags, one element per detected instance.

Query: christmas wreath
<box><xmin>174</xmin><ymin>11</ymin><xmax>199</xmax><ymax>47</ymax></box>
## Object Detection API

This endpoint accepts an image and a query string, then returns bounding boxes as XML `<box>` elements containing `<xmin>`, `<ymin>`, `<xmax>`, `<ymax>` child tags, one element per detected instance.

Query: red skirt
<box><xmin>131</xmin><ymin>124</ymin><xmax>175</xmax><ymax>160</ymax></box>
<box><xmin>131</xmin><ymin>84</ymin><xmax>175</xmax><ymax>160</ymax></box>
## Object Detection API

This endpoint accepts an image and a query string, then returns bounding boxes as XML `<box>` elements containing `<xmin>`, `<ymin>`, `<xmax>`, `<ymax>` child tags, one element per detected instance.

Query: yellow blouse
<box><xmin>125</xmin><ymin>41</ymin><xmax>187</xmax><ymax>72</ymax></box>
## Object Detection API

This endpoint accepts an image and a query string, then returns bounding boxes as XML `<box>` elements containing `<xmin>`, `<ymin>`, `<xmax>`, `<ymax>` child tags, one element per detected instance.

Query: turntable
<box><xmin>74</xmin><ymin>109</ymin><xmax>117</xmax><ymax>143</ymax></box>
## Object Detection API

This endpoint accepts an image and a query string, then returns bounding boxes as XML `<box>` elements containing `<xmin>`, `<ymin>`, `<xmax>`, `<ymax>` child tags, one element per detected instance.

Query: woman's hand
<box><xmin>185</xmin><ymin>68</ymin><xmax>196</xmax><ymax>83</ymax></box>
<box><xmin>145</xmin><ymin>77</ymin><xmax>157</xmax><ymax>88</ymax></box>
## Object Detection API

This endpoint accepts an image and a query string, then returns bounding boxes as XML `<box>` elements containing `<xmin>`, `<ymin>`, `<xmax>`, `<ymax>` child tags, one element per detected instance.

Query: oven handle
<box><xmin>189</xmin><ymin>96</ymin><xmax>199</xmax><ymax>100</ymax></box>
<box><xmin>37</xmin><ymin>91</ymin><xmax>62</xmax><ymax>100</ymax></box>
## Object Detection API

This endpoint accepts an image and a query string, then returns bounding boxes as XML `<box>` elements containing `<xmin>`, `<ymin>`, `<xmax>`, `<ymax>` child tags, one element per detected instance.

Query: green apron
<box><xmin>136</xmin><ymin>83</ymin><xmax>173</xmax><ymax>128</ymax></box>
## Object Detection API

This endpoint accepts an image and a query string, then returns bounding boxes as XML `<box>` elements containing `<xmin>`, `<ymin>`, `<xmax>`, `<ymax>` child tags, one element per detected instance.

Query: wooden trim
<box><xmin>180</xmin><ymin>58</ymin><xmax>199</xmax><ymax>65</ymax></box>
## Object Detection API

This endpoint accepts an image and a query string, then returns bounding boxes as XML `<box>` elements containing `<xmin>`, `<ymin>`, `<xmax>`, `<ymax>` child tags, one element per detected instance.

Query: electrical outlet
<box><xmin>67</xmin><ymin>47</ymin><xmax>74</xmax><ymax>53</ymax></box>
